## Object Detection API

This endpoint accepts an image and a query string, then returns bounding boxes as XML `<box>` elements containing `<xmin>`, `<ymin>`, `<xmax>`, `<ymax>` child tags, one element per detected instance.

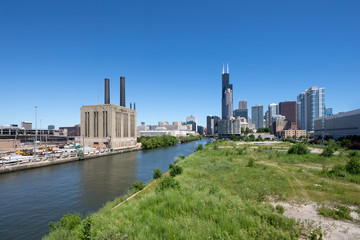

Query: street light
<box><xmin>34</xmin><ymin>106</ymin><xmax>38</xmax><ymax>160</ymax></box>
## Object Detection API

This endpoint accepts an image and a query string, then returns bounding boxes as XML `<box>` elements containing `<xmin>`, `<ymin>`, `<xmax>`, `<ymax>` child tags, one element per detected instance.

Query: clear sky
<box><xmin>1</xmin><ymin>0</ymin><xmax>359</xmax><ymax>128</ymax></box>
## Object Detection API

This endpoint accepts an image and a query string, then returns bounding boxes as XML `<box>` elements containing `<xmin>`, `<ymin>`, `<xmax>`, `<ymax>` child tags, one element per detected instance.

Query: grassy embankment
<box><xmin>44</xmin><ymin>141</ymin><xmax>360</xmax><ymax>240</ymax></box>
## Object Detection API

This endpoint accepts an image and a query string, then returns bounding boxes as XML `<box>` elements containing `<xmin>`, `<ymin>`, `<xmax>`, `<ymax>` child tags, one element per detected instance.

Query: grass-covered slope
<box><xmin>43</xmin><ymin>141</ymin><xmax>360</xmax><ymax>240</ymax></box>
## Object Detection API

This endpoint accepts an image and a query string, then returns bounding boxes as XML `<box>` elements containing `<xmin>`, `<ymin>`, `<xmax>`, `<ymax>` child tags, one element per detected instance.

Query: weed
<box><xmin>208</xmin><ymin>185</ymin><xmax>219</xmax><ymax>194</ymax></box>
<box><xmin>247</xmin><ymin>158</ymin><xmax>255</xmax><ymax>167</ymax></box>
<box><xmin>275</xmin><ymin>205</ymin><xmax>285</xmax><ymax>214</ymax></box>
<box><xmin>318</xmin><ymin>205</ymin><xmax>352</xmax><ymax>220</ymax></box>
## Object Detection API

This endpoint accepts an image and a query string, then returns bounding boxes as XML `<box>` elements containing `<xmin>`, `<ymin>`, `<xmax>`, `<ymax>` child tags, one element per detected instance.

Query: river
<box><xmin>0</xmin><ymin>139</ymin><xmax>209</xmax><ymax>240</ymax></box>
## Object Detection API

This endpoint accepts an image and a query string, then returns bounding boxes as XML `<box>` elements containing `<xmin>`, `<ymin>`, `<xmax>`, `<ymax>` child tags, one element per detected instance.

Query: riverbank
<box><xmin>0</xmin><ymin>147</ymin><xmax>141</xmax><ymax>174</ymax></box>
<box><xmin>43</xmin><ymin>141</ymin><xmax>360</xmax><ymax>239</ymax></box>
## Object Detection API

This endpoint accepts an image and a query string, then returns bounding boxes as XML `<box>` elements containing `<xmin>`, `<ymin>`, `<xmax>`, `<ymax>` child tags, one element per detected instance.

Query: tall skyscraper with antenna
<box><xmin>222</xmin><ymin>63</ymin><xmax>233</xmax><ymax>119</ymax></box>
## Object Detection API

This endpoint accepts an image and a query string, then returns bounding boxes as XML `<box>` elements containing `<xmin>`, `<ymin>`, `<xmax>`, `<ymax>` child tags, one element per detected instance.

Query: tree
<box><xmin>153</xmin><ymin>168</ymin><xmax>162</xmax><ymax>179</ymax></box>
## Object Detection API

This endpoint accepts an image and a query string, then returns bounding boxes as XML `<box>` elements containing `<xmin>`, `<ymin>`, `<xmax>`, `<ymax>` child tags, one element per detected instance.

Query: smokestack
<box><xmin>134</xmin><ymin>102</ymin><xmax>136</xmax><ymax>111</ymax></box>
<box><xmin>130</xmin><ymin>103</ymin><xmax>132</xmax><ymax>109</ymax></box>
<box><xmin>120</xmin><ymin>76</ymin><xmax>125</xmax><ymax>107</ymax></box>
<box><xmin>104</xmin><ymin>78</ymin><xmax>110</xmax><ymax>104</ymax></box>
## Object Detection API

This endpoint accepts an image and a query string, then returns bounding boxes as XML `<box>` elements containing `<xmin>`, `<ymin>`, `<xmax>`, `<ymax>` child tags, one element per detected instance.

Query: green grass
<box><xmin>43</xmin><ymin>141</ymin><xmax>360</xmax><ymax>240</ymax></box>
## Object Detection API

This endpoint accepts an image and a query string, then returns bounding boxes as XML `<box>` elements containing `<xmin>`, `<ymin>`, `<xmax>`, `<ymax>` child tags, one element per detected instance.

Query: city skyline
<box><xmin>1</xmin><ymin>1</ymin><xmax>360</xmax><ymax>128</ymax></box>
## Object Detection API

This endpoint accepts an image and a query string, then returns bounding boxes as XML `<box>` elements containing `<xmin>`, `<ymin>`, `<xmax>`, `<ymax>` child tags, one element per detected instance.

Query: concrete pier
<box><xmin>0</xmin><ymin>147</ymin><xmax>141</xmax><ymax>174</ymax></box>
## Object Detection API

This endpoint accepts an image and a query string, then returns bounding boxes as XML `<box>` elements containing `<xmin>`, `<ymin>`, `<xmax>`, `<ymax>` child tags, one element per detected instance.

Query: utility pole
<box><xmin>34</xmin><ymin>106</ymin><xmax>38</xmax><ymax>160</ymax></box>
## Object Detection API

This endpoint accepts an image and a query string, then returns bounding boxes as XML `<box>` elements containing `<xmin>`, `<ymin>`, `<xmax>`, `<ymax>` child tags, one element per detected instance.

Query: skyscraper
<box><xmin>252</xmin><ymin>105</ymin><xmax>264</xmax><ymax>129</ymax></box>
<box><xmin>221</xmin><ymin>63</ymin><xmax>233</xmax><ymax>119</ymax></box>
<box><xmin>206</xmin><ymin>115</ymin><xmax>220</xmax><ymax>136</ymax></box>
<box><xmin>268</xmin><ymin>103</ymin><xmax>279</xmax><ymax>124</ymax></box>
<box><xmin>234</xmin><ymin>100</ymin><xmax>248</xmax><ymax>120</ymax></box>
<box><xmin>238</xmin><ymin>101</ymin><xmax>247</xmax><ymax>109</ymax></box>
<box><xmin>279</xmin><ymin>101</ymin><xmax>297</xmax><ymax>123</ymax></box>
<box><xmin>297</xmin><ymin>87</ymin><xmax>325</xmax><ymax>131</ymax></box>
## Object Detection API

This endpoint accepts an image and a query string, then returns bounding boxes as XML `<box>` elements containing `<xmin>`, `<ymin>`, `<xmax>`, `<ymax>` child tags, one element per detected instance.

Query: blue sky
<box><xmin>1</xmin><ymin>0</ymin><xmax>359</xmax><ymax>128</ymax></box>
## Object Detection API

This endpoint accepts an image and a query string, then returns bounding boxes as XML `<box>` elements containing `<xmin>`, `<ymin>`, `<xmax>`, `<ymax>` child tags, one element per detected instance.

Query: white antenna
<box><xmin>222</xmin><ymin>63</ymin><xmax>224</xmax><ymax>74</ymax></box>
<box><xmin>227</xmin><ymin>62</ymin><xmax>229</xmax><ymax>73</ymax></box>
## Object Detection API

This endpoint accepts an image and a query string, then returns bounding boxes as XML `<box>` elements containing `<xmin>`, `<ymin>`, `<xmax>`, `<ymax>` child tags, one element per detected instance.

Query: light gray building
<box><xmin>21</xmin><ymin>121</ymin><xmax>32</xmax><ymax>130</ymax></box>
<box><xmin>297</xmin><ymin>86</ymin><xmax>325</xmax><ymax>132</ymax></box>
<box><xmin>252</xmin><ymin>105</ymin><xmax>264</xmax><ymax>129</ymax></box>
<box><xmin>218</xmin><ymin>117</ymin><xmax>241</xmax><ymax>138</ymax></box>
<box><xmin>314</xmin><ymin>109</ymin><xmax>360</xmax><ymax>139</ymax></box>
<box><xmin>268</xmin><ymin>103</ymin><xmax>279</xmax><ymax>124</ymax></box>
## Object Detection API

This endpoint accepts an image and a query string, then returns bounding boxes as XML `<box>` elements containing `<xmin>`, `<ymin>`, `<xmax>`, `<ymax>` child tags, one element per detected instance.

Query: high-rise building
<box><xmin>221</xmin><ymin>64</ymin><xmax>233</xmax><ymax>119</ymax></box>
<box><xmin>224</xmin><ymin>88</ymin><xmax>233</xmax><ymax>119</ymax></box>
<box><xmin>239</xmin><ymin>101</ymin><xmax>247</xmax><ymax>109</ymax></box>
<box><xmin>268</xmin><ymin>103</ymin><xmax>279</xmax><ymax>124</ymax></box>
<box><xmin>186</xmin><ymin>115</ymin><xmax>197</xmax><ymax>132</ymax></box>
<box><xmin>297</xmin><ymin>87</ymin><xmax>325</xmax><ymax>131</ymax></box>
<box><xmin>279</xmin><ymin>101</ymin><xmax>297</xmax><ymax>123</ymax></box>
<box><xmin>234</xmin><ymin>100</ymin><xmax>248</xmax><ymax>120</ymax></box>
<box><xmin>233</xmin><ymin>109</ymin><xmax>248</xmax><ymax>120</ymax></box>
<box><xmin>251</xmin><ymin>105</ymin><xmax>264</xmax><ymax>129</ymax></box>
<box><xmin>206</xmin><ymin>115</ymin><xmax>220</xmax><ymax>136</ymax></box>
<box><xmin>264</xmin><ymin>111</ymin><xmax>270</xmax><ymax>128</ymax></box>
<box><xmin>325</xmin><ymin>108</ymin><xmax>333</xmax><ymax>116</ymax></box>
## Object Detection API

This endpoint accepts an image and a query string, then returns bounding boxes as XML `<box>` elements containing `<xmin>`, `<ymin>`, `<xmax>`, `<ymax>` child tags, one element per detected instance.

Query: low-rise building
<box><xmin>218</xmin><ymin>117</ymin><xmax>241</xmax><ymax>138</ymax></box>
<box><xmin>282</xmin><ymin>129</ymin><xmax>307</xmax><ymax>138</ymax></box>
<box><xmin>80</xmin><ymin>104</ymin><xmax>137</xmax><ymax>149</ymax></box>
<box><xmin>314</xmin><ymin>109</ymin><xmax>360</xmax><ymax>139</ymax></box>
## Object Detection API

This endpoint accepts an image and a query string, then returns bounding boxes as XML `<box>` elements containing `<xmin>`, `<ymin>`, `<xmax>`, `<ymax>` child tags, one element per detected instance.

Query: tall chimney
<box><xmin>130</xmin><ymin>103</ymin><xmax>132</xmax><ymax>109</ymax></box>
<box><xmin>104</xmin><ymin>78</ymin><xmax>110</xmax><ymax>104</ymax></box>
<box><xmin>120</xmin><ymin>76</ymin><xmax>125</xmax><ymax>107</ymax></box>
<box><xmin>134</xmin><ymin>102</ymin><xmax>136</xmax><ymax>111</ymax></box>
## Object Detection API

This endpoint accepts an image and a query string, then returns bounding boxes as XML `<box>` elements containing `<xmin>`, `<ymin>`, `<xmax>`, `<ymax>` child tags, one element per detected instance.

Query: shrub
<box><xmin>195</xmin><ymin>144</ymin><xmax>203</xmax><ymax>152</ymax></box>
<box><xmin>132</xmin><ymin>181</ymin><xmax>145</xmax><ymax>191</ymax></box>
<box><xmin>77</xmin><ymin>150</ymin><xmax>84</xmax><ymax>160</ymax></box>
<box><xmin>320</xmin><ymin>145</ymin><xmax>334</xmax><ymax>157</ymax></box>
<box><xmin>329</xmin><ymin>164</ymin><xmax>346</xmax><ymax>177</ymax></box>
<box><xmin>77</xmin><ymin>216</ymin><xmax>92</xmax><ymax>240</ymax></box>
<box><xmin>173</xmin><ymin>156</ymin><xmax>184</xmax><ymax>164</ymax></box>
<box><xmin>170</xmin><ymin>165</ymin><xmax>183</xmax><ymax>177</ymax></box>
<box><xmin>153</xmin><ymin>168</ymin><xmax>162</xmax><ymax>179</ymax></box>
<box><xmin>287</xmin><ymin>143</ymin><xmax>309</xmax><ymax>155</ymax></box>
<box><xmin>345</xmin><ymin>157</ymin><xmax>360</xmax><ymax>175</ymax></box>
<box><xmin>157</xmin><ymin>176</ymin><xmax>180</xmax><ymax>190</ymax></box>
<box><xmin>275</xmin><ymin>205</ymin><xmax>285</xmax><ymax>214</ymax></box>
<box><xmin>169</xmin><ymin>163</ymin><xmax>174</xmax><ymax>169</ymax></box>
<box><xmin>213</xmin><ymin>144</ymin><xmax>219</xmax><ymax>150</ymax></box>
<box><xmin>49</xmin><ymin>213</ymin><xmax>81</xmax><ymax>232</ymax></box>
<box><xmin>348</xmin><ymin>151</ymin><xmax>360</xmax><ymax>158</ymax></box>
